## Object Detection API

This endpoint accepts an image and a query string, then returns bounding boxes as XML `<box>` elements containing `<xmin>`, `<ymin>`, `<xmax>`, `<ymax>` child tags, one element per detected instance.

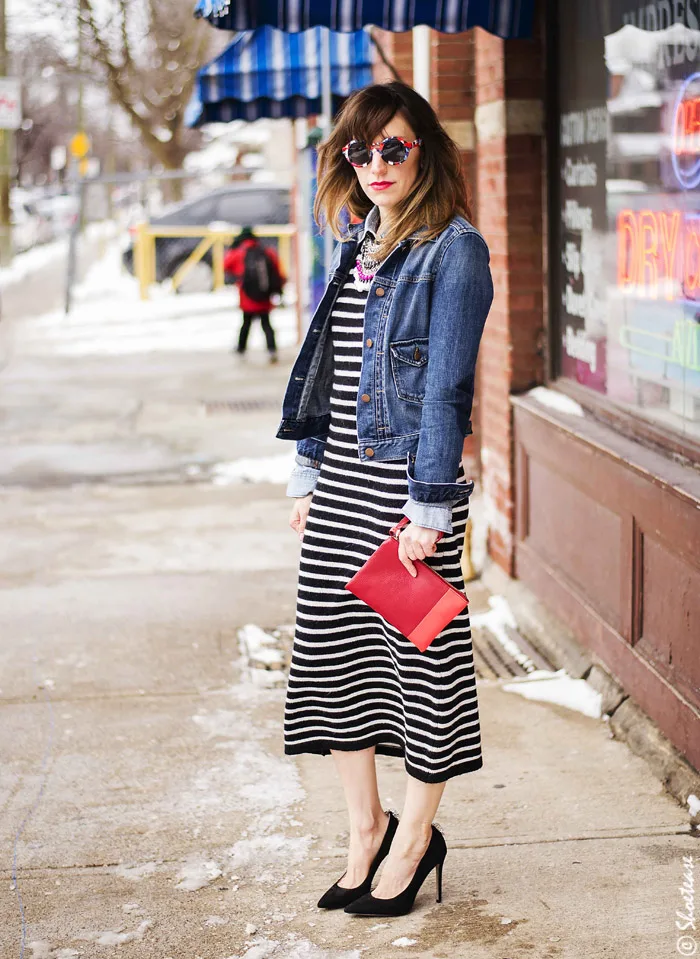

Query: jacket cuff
<box><xmin>294</xmin><ymin>451</ymin><xmax>322</xmax><ymax>470</ymax></box>
<box><xmin>406</xmin><ymin>454</ymin><xmax>475</xmax><ymax>504</ymax></box>
<box><xmin>401</xmin><ymin>497</ymin><xmax>453</xmax><ymax>534</ymax></box>
<box><xmin>286</xmin><ymin>463</ymin><xmax>320</xmax><ymax>497</ymax></box>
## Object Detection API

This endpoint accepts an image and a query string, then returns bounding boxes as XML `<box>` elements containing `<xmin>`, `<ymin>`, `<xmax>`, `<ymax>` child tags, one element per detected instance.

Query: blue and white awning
<box><xmin>194</xmin><ymin>0</ymin><xmax>534</xmax><ymax>39</ymax></box>
<box><xmin>185</xmin><ymin>25</ymin><xmax>373</xmax><ymax>125</ymax></box>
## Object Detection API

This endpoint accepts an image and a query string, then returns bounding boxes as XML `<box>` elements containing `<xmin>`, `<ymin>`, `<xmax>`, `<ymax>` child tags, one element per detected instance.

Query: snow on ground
<box><xmin>0</xmin><ymin>221</ymin><xmax>117</xmax><ymax>289</ymax></box>
<box><xmin>470</xmin><ymin>595</ymin><xmax>539</xmax><ymax>674</ymax></box>
<box><xmin>229</xmin><ymin>937</ymin><xmax>362</xmax><ymax>959</ymax></box>
<box><xmin>12</xmin><ymin>238</ymin><xmax>298</xmax><ymax>357</ymax></box>
<box><xmin>502</xmin><ymin>667</ymin><xmax>603</xmax><ymax>719</ymax></box>
<box><xmin>212</xmin><ymin>450</ymin><xmax>297</xmax><ymax>486</ymax></box>
<box><xmin>527</xmin><ymin>386</ymin><xmax>585</xmax><ymax>417</ymax></box>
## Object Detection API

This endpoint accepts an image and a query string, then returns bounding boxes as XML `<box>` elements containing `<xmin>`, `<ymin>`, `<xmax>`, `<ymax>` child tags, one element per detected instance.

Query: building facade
<box><xmin>375</xmin><ymin>0</ymin><xmax>700</xmax><ymax>772</ymax></box>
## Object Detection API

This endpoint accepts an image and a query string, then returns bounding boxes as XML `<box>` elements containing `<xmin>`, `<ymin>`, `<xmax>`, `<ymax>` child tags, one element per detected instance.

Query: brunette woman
<box><xmin>276</xmin><ymin>81</ymin><xmax>493</xmax><ymax>917</ymax></box>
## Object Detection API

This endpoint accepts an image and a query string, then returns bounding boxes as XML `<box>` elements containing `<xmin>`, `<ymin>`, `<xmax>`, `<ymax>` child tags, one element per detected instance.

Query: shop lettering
<box><xmin>562</xmin><ymin>157</ymin><xmax>598</xmax><ymax>187</ymax></box>
<box><xmin>560</xmin><ymin>108</ymin><xmax>607</xmax><ymax>147</ymax></box>
<box><xmin>617</xmin><ymin>208</ymin><xmax>700</xmax><ymax>300</ymax></box>
<box><xmin>674</xmin><ymin>94</ymin><xmax>700</xmax><ymax>154</ymax></box>
<box><xmin>622</xmin><ymin>1</ymin><xmax>700</xmax><ymax>65</ymax></box>
<box><xmin>563</xmin><ymin>325</ymin><xmax>598</xmax><ymax>372</ymax></box>
<box><xmin>563</xmin><ymin>200</ymin><xmax>593</xmax><ymax>232</ymax></box>
<box><xmin>672</xmin><ymin>73</ymin><xmax>700</xmax><ymax>188</ymax></box>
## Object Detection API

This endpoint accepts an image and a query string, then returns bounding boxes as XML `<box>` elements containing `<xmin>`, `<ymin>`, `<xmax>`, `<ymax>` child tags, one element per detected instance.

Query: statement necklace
<box><xmin>350</xmin><ymin>231</ymin><xmax>385</xmax><ymax>292</ymax></box>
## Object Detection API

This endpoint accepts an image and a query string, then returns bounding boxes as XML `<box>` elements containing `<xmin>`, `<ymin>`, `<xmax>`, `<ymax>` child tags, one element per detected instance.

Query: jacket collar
<box><xmin>346</xmin><ymin>204</ymin><xmax>436</xmax><ymax>244</ymax></box>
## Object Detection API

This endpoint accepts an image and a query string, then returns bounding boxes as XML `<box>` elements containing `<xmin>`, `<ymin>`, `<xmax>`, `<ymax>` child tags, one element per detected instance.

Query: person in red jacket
<box><xmin>223</xmin><ymin>227</ymin><xmax>286</xmax><ymax>363</ymax></box>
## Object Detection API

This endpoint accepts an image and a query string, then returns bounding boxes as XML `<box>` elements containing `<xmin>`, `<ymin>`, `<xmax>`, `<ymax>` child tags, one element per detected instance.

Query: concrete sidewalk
<box><xmin>1</xmin><ymin>323</ymin><xmax>696</xmax><ymax>959</ymax></box>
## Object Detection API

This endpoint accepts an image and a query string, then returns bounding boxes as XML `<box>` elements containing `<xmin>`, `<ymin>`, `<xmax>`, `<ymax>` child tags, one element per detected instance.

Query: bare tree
<box><xmin>81</xmin><ymin>0</ymin><xmax>211</xmax><ymax>171</ymax></box>
<box><xmin>38</xmin><ymin>0</ymin><xmax>214</xmax><ymax>177</ymax></box>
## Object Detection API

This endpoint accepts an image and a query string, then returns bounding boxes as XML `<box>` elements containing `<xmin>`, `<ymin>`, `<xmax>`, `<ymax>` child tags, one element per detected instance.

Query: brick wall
<box><xmin>474</xmin><ymin>26</ymin><xmax>546</xmax><ymax>574</ymax></box>
<box><xmin>371</xmin><ymin>25</ymin><xmax>547</xmax><ymax>575</ymax></box>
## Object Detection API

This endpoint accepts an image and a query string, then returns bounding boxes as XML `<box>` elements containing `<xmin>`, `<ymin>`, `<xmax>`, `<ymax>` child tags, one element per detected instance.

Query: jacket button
<box><xmin>366</xmin><ymin>338</ymin><xmax>373</xmax><ymax>347</ymax></box>
<box><xmin>361</xmin><ymin>393</ymin><xmax>370</xmax><ymax>402</ymax></box>
<box><xmin>375</xmin><ymin>287</ymin><xmax>385</xmax><ymax>296</ymax></box>
<box><xmin>365</xmin><ymin>447</ymin><xmax>374</xmax><ymax>456</ymax></box>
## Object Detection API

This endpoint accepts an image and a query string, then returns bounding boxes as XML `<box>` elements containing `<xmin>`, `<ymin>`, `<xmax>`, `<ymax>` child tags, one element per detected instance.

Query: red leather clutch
<box><xmin>345</xmin><ymin>517</ymin><xmax>469</xmax><ymax>652</ymax></box>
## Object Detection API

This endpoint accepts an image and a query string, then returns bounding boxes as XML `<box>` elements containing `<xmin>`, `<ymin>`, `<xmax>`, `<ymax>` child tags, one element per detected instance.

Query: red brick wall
<box><xmin>370</xmin><ymin>26</ymin><xmax>546</xmax><ymax>574</ymax></box>
<box><xmin>474</xmin><ymin>26</ymin><xmax>545</xmax><ymax>574</ymax></box>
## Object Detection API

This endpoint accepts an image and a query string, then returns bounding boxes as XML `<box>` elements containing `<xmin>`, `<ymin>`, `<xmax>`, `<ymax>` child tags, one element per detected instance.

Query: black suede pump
<box><xmin>343</xmin><ymin>822</ymin><xmax>446</xmax><ymax>917</ymax></box>
<box><xmin>317</xmin><ymin>809</ymin><xmax>399</xmax><ymax>910</ymax></box>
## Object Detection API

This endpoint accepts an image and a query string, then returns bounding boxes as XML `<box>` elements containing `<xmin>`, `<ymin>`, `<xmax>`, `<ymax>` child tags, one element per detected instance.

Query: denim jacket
<box><xmin>277</xmin><ymin>204</ymin><xmax>493</xmax><ymax>533</ymax></box>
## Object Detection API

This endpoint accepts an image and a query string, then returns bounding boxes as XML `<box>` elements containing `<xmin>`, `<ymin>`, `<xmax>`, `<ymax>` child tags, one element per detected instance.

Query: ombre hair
<box><xmin>313</xmin><ymin>80</ymin><xmax>472</xmax><ymax>262</ymax></box>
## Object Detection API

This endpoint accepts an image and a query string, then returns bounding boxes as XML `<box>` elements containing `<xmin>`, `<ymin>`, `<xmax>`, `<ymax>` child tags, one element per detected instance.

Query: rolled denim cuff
<box><xmin>286</xmin><ymin>464</ymin><xmax>320</xmax><ymax>498</ymax></box>
<box><xmin>401</xmin><ymin>497</ymin><xmax>453</xmax><ymax>534</ymax></box>
<box><xmin>294</xmin><ymin>451</ymin><xmax>322</xmax><ymax>470</ymax></box>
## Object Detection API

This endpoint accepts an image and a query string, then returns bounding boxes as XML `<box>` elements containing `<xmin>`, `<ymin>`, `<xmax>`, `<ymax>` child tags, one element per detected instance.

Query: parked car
<box><xmin>11</xmin><ymin>197</ymin><xmax>42</xmax><ymax>253</ymax></box>
<box><xmin>122</xmin><ymin>184</ymin><xmax>291</xmax><ymax>293</ymax></box>
<box><xmin>34</xmin><ymin>194</ymin><xmax>79</xmax><ymax>241</ymax></box>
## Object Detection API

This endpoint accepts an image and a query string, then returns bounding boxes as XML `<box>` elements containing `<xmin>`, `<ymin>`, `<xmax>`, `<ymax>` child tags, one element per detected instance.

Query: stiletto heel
<box><xmin>345</xmin><ymin>823</ymin><xmax>447</xmax><ymax>917</ymax></box>
<box><xmin>317</xmin><ymin>809</ymin><xmax>399</xmax><ymax>909</ymax></box>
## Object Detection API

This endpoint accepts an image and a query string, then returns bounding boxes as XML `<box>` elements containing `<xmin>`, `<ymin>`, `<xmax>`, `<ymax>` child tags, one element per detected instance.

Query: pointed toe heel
<box><xmin>317</xmin><ymin>809</ymin><xmax>398</xmax><ymax>910</ymax></box>
<box><xmin>344</xmin><ymin>823</ymin><xmax>447</xmax><ymax>917</ymax></box>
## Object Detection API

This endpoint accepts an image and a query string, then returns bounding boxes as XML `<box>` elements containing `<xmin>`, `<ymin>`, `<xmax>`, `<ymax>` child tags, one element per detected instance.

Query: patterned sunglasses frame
<box><xmin>341</xmin><ymin>136</ymin><xmax>423</xmax><ymax>167</ymax></box>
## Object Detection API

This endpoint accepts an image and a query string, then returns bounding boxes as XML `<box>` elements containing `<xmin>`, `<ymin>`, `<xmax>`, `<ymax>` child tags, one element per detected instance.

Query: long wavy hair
<box><xmin>314</xmin><ymin>81</ymin><xmax>472</xmax><ymax>262</ymax></box>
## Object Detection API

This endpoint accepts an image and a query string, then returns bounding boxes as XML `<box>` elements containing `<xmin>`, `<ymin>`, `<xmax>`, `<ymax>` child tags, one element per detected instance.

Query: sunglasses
<box><xmin>341</xmin><ymin>136</ymin><xmax>423</xmax><ymax>167</ymax></box>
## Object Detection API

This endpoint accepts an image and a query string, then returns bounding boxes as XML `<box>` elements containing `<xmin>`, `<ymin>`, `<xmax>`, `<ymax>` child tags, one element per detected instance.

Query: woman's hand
<box><xmin>289</xmin><ymin>493</ymin><xmax>313</xmax><ymax>541</ymax></box>
<box><xmin>397</xmin><ymin>522</ymin><xmax>441</xmax><ymax>577</ymax></box>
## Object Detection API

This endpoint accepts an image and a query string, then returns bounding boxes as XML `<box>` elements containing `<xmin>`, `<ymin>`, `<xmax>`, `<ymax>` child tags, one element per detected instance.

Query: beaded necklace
<box><xmin>349</xmin><ymin>230</ymin><xmax>385</xmax><ymax>292</ymax></box>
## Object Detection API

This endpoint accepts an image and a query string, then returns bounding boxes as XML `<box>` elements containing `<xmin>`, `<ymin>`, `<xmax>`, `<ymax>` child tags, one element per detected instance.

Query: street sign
<box><xmin>69</xmin><ymin>131</ymin><xmax>91</xmax><ymax>159</ymax></box>
<box><xmin>0</xmin><ymin>78</ymin><xmax>21</xmax><ymax>130</ymax></box>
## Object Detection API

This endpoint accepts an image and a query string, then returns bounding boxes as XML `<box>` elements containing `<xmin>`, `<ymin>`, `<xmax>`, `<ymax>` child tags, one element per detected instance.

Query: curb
<box><xmin>480</xmin><ymin>558</ymin><xmax>700</xmax><ymax>824</ymax></box>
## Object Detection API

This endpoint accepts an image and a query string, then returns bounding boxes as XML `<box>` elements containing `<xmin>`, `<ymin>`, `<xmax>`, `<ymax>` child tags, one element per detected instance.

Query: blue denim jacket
<box><xmin>277</xmin><ymin>204</ymin><xmax>493</xmax><ymax>533</ymax></box>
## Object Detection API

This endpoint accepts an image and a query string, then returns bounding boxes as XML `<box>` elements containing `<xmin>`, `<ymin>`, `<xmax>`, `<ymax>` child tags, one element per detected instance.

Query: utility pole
<box><xmin>0</xmin><ymin>0</ymin><xmax>11</xmax><ymax>266</ymax></box>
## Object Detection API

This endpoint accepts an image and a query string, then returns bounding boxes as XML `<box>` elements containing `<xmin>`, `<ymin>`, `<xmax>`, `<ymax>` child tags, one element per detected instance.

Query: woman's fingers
<box><xmin>398</xmin><ymin>538</ymin><xmax>418</xmax><ymax>577</ymax></box>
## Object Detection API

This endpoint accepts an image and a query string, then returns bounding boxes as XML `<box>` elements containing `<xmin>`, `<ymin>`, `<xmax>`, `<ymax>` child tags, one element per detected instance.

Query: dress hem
<box><xmin>284</xmin><ymin>738</ymin><xmax>483</xmax><ymax>784</ymax></box>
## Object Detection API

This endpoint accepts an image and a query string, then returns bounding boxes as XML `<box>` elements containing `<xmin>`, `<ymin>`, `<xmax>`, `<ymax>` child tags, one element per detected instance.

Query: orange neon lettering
<box><xmin>684</xmin><ymin>222</ymin><xmax>700</xmax><ymax>294</ymax></box>
<box><xmin>675</xmin><ymin>96</ymin><xmax>700</xmax><ymax>155</ymax></box>
<box><xmin>639</xmin><ymin>210</ymin><xmax>659</xmax><ymax>297</ymax></box>
<box><xmin>617</xmin><ymin>209</ymin><xmax>637</xmax><ymax>288</ymax></box>
<box><xmin>659</xmin><ymin>211</ymin><xmax>681</xmax><ymax>300</ymax></box>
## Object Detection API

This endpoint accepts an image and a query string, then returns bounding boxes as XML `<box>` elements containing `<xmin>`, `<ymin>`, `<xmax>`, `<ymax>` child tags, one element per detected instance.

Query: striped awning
<box><xmin>194</xmin><ymin>0</ymin><xmax>534</xmax><ymax>39</ymax></box>
<box><xmin>185</xmin><ymin>25</ymin><xmax>373</xmax><ymax>125</ymax></box>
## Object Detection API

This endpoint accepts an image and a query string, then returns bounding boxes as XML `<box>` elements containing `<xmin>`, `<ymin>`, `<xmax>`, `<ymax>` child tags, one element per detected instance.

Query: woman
<box><xmin>276</xmin><ymin>81</ymin><xmax>493</xmax><ymax>917</ymax></box>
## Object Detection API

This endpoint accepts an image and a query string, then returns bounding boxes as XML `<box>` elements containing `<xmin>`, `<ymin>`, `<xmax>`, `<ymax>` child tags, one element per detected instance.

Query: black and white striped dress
<box><xmin>284</xmin><ymin>265</ymin><xmax>483</xmax><ymax>784</ymax></box>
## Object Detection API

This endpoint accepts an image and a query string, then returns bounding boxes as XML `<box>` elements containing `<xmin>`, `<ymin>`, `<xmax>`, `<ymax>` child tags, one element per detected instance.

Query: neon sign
<box><xmin>672</xmin><ymin>72</ymin><xmax>700</xmax><ymax>190</ymax></box>
<box><xmin>617</xmin><ymin>209</ymin><xmax>700</xmax><ymax>302</ymax></box>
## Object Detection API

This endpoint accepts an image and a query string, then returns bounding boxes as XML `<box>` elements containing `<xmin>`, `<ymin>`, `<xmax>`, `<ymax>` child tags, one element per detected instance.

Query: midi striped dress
<box><xmin>283</xmin><ymin>265</ymin><xmax>483</xmax><ymax>784</ymax></box>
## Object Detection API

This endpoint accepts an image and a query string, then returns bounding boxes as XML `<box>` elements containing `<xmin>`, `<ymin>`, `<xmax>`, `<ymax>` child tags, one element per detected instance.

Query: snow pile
<box><xmin>230</xmin><ymin>937</ymin><xmax>362</xmax><ymax>959</ymax></box>
<box><xmin>470</xmin><ymin>595</ymin><xmax>539</xmax><ymax>674</ymax></box>
<box><xmin>112</xmin><ymin>861</ymin><xmax>159</xmax><ymax>882</ymax></box>
<box><xmin>175</xmin><ymin>857</ymin><xmax>223</xmax><ymax>892</ymax></box>
<box><xmin>238</xmin><ymin>623</ymin><xmax>287</xmax><ymax>670</ymax></box>
<box><xmin>502</xmin><ymin>667</ymin><xmax>603</xmax><ymax>718</ymax></box>
<box><xmin>226</xmin><ymin>833</ymin><xmax>312</xmax><ymax>880</ymax></box>
<box><xmin>80</xmin><ymin>919</ymin><xmax>154</xmax><ymax>946</ymax></box>
<box><xmin>527</xmin><ymin>386</ymin><xmax>585</xmax><ymax>417</ymax></box>
<box><xmin>211</xmin><ymin>449</ymin><xmax>297</xmax><ymax>487</ymax></box>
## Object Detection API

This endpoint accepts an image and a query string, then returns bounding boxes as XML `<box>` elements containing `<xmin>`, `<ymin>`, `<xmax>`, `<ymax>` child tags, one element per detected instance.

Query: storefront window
<box><xmin>556</xmin><ymin>1</ymin><xmax>700</xmax><ymax>440</ymax></box>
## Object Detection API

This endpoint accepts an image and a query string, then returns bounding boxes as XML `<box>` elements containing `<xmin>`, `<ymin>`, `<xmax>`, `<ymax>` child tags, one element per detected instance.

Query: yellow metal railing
<box><xmin>133</xmin><ymin>223</ymin><xmax>296</xmax><ymax>300</ymax></box>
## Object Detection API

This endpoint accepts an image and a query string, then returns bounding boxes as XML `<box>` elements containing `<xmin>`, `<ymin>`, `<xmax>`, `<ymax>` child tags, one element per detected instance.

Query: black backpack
<box><xmin>241</xmin><ymin>244</ymin><xmax>281</xmax><ymax>301</ymax></box>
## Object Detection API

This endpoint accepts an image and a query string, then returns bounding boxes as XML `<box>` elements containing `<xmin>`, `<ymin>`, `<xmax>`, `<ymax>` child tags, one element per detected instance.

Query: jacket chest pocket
<box><xmin>389</xmin><ymin>337</ymin><xmax>429</xmax><ymax>404</ymax></box>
